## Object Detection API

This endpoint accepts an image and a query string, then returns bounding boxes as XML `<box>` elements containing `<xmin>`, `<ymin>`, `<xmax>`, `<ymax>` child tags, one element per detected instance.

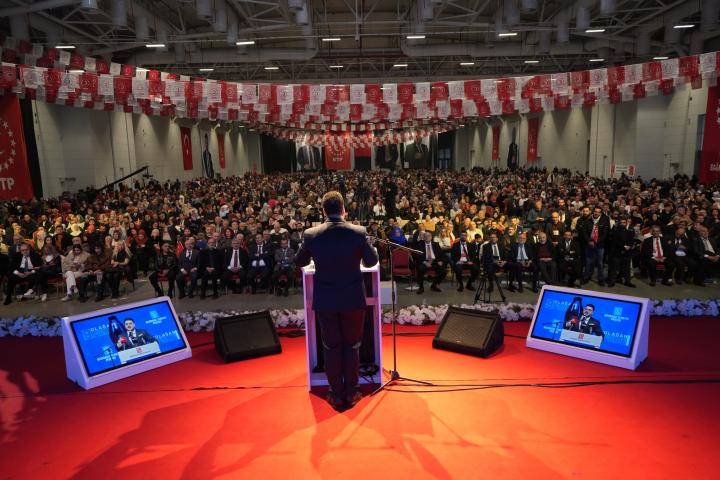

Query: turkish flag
<box><xmin>217</xmin><ymin>131</ymin><xmax>226</xmax><ymax>169</ymax></box>
<box><xmin>527</xmin><ymin>117</ymin><xmax>539</xmax><ymax>162</ymax></box>
<box><xmin>180</xmin><ymin>126</ymin><xmax>193</xmax><ymax>170</ymax></box>
<box><xmin>491</xmin><ymin>126</ymin><xmax>500</xmax><ymax>161</ymax></box>
<box><xmin>0</xmin><ymin>95</ymin><xmax>34</xmax><ymax>199</ymax></box>
<box><xmin>700</xmin><ymin>85</ymin><xmax>720</xmax><ymax>183</ymax></box>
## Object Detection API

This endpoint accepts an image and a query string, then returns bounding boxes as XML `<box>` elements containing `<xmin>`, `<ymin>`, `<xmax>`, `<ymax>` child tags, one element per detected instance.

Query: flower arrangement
<box><xmin>1</xmin><ymin>298</ymin><xmax>718</xmax><ymax>337</ymax></box>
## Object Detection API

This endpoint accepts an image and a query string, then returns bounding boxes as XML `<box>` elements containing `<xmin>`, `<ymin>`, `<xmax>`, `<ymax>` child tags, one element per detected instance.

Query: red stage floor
<box><xmin>1</xmin><ymin>318</ymin><xmax>719</xmax><ymax>480</ymax></box>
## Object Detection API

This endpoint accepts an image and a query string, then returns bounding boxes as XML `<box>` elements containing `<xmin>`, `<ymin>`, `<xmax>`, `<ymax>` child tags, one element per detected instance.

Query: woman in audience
<box><xmin>105</xmin><ymin>240</ymin><xmax>132</xmax><ymax>299</ymax></box>
<box><xmin>61</xmin><ymin>244</ymin><xmax>89</xmax><ymax>302</ymax></box>
<box><xmin>37</xmin><ymin>237</ymin><xmax>62</xmax><ymax>302</ymax></box>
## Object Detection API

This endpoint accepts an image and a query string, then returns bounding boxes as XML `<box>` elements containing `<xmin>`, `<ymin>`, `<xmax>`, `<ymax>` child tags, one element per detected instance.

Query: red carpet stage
<box><xmin>1</xmin><ymin>317</ymin><xmax>719</xmax><ymax>479</ymax></box>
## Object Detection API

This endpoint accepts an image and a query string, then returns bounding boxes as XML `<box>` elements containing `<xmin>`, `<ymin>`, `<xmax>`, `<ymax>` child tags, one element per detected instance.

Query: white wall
<box><xmin>32</xmin><ymin>101</ymin><xmax>260</xmax><ymax>197</ymax></box>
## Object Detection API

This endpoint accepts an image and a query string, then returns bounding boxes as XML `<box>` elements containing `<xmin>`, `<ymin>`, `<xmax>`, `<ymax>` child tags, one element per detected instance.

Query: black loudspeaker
<box><xmin>432</xmin><ymin>307</ymin><xmax>504</xmax><ymax>358</ymax></box>
<box><xmin>214</xmin><ymin>311</ymin><xmax>282</xmax><ymax>362</ymax></box>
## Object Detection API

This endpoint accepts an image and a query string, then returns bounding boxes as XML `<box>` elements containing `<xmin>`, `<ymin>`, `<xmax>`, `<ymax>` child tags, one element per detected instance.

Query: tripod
<box><xmin>367</xmin><ymin>236</ymin><xmax>433</xmax><ymax>396</ymax></box>
<box><xmin>474</xmin><ymin>264</ymin><xmax>507</xmax><ymax>304</ymax></box>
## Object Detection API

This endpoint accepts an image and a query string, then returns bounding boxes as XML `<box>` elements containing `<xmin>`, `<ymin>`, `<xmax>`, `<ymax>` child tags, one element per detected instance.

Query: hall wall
<box><xmin>31</xmin><ymin>101</ymin><xmax>260</xmax><ymax>198</ymax></box>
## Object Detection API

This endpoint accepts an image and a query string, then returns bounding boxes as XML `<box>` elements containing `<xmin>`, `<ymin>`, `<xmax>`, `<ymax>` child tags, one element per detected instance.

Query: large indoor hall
<box><xmin>1</xmin><ymin>1</ymin><xmax>719</xmax><ymax>479</ymax></box>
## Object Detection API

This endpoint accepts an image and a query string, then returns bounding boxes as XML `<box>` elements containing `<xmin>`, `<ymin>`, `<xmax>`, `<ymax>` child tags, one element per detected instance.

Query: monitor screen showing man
<box><xmin>529</xmin><ymin>289</ymin><xmax>642</xmax><ymax>357</ymax></box>
<box><xmin>71</xmin><ymin>300</ymin><xmax>187</xmax><ymax>377</ymax></box>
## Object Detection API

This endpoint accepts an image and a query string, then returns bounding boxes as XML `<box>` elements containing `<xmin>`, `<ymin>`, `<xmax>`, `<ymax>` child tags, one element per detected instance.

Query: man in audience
<box><xmin>533</xmin><ymin>232</ymin><xmax>557</xmax><ymax>287</ymax></box>
<box><xmin>222</xmin><ymin>238</ymin><xmax>248</xmax><ymax>293</ymax></box>
<box><xmin>451</xmin><ymin>232</ymin><xmax>478</xmax><ymax>292</ymax></box>
<box><xmin>557</xmin><ymin>230</ymin><xmax>581</xmax><ymax>287</ymax></box>
<box><xmin>198</xmin><ymin>236</ymin><xmax>224</xmax><ymax>299</ymax></box>
<box><xmin>272</xmin><ymin>237</ymin><xmax>296</xmax><ymax>296</ymax></box>
<box><xmin>481</xmin><ymin>233</ymin><xmax>508</xmax><ymax>293</ymax></box>
<box><xmin>607</xmin><ymin>216</ymin><xmax>636</xmax><ymax>288</ymax></box>
<box><xmin>176</xmin><ymin>238</ymin><xmax>200</xmax><ymax>298</ymax></box>
<box><xmin>507</xmin><ymin>232</ymin><xmax>535</xmax><ymax>292</ymax></box>
<box><xmin>642</xmin><ymin>225</ymin><xmax>675</xmax><ymax>287</ymax></box>
<box><xmin>5</xmin><ymin>244</ymin><xmax>41</xmax><ymax>304</ymax></box>
<box><xmin>668</xmin><ymin>225</ymin><xmax>696</xmax><ymax>285</ymax></box>
<box><xmin>694</xmin><ymin>226</ymin><xmax>719</xmax><ymax>286</ymax></box>
<box><xmin>415</xmin><ymin>231</ymin><xmax>447</xmax><ymax>294</ymax></box>
<box><xmin>580</xmin><ymin>207</ymin><xmax>610</xmax><ymax>286</ymax></box>
<box><xmin>248</xmin><ymin>232</ymin><xmax>272</xmax><ymax>294</ymax></box>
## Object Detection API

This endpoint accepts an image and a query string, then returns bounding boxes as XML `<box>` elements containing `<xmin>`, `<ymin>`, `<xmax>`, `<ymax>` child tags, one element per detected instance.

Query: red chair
<box><xmin>391</xmin><ymin>248</ymin><xmax>412</xmax><ymax>281</ymax></box>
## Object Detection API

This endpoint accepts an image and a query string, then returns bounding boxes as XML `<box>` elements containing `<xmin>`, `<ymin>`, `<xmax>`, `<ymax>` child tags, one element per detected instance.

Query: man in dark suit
<box><xmin>564</xmin><ymin>304</ymin><xmax>604</xmax><ymax>338</ymax></box>
<box><xmin>580</xmin><ymin>207</ymin><xmax>611</xmax><ymax>286</ymax></box>
<box><xmin>202</xmin><ymin>133</ymin><xmax>215</xmax><ymax>178</ymax></box>
<box><xmin>481</xmin><ymin>233</ymin><xmax>508</xmax><ymax>293</ymax></box>
<box><xmin>272</xmin><ymin>237</ymin><xmax>296</xmax><ymax>296</ymax></box>
<box><xmin>606</xmin><ymin>216</ymin><xmax>637</xmax><ymax>288</ymax></box>
<box><xmin>176</xmin><ymin>238</ymin><xmax>200</xmax><ymax>298</ymax></box>
<box><xmin>295</xmin><ymin>191</ymin><xmax>378</xmax><ymax>410</ymax></box>
<box><xmin>668</xmin><ymin>226</ymin><xmax>697</xmax><ymax>285</ymax></box>
<box><xmin>642</xmin><ymin>225</ymin><xmax>674</xmax><ymax>286</ymax></box>
<box><xmin>297</xmin><ymin>144</ymin><xmax>322</xmax><ymax>171</ymax></box>
<box><xmin>148</xmin><ymin>241</ymin><xmax>177</xmax><ymax>298</ymax></box>
<box><xmin>404</xmin><ymin>138</ymin><xmax>430</xmax><ymax>169</ymax></box>
<box><xmin>506</xmin><ymin>233</ymin><xmax>537</xmax><ymax>292</ymax></box>
<box><xmin>693</xmin><ymin>226</ymin><xmax>719</xmax><ymax>286</ymax></box>
<box><xmin>507</xmin><ymin>127</ymin><xmax>518</xmax><ymax>171</ymax></box>
<box><xmin>222</xmin><ymin>238</ymin><xmax>248</xmax><ymax>293</ymax></box>
<box><xmin>198</xmin><ymin>236</ymin><xmax>224</xmax><ymax>299</ymax></box>
<box><xmin>557</xmin><ymin>230</ymin><xmax>582</xmax><ymax>287</ymax></box>
<box><xmin>115</xmin><ymin>318</ymin><xmax>157</xmax><ymax>351</ymax></box>
<box><xmin>533</xmin><ymin>232</ymin><xmax>558</xmax><ymax>287</ymax></box>
<box><xmin>4</xmin><ymin>243</ymin><xmax>41</xmax><ymax>305</ymax></box>
<box><xmin>451</xmin><ymin>232</ymin><xmax>478</xmax><ymax>291</ymax></box>
<box><xmin>248</xmin><ymin>232</ymin><xmax>273</xmax><ymax>294</ymax></box>
<box><xmin>415</xmin><ymin>231</ymin><xmax>448</xmax><ymax>294</ymax></box>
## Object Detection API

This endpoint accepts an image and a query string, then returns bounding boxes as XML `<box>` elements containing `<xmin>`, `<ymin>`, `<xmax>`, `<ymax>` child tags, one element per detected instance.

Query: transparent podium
<box><xmin>302</xmin><ymin>263</ymin><xmax>383</xmax><ymax>390</ymax></box>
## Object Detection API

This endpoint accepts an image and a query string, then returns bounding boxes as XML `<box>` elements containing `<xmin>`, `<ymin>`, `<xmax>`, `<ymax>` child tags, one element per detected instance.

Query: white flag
<box><xmin>309</xmin><ymin>84</ymin><xmax>326</xmax><ymax>104</ymax></box>
<box><xmin>700</xmin><ymin>52</ymin><xmax>716</xmax><ymax>74</ymax></box>
<box><xmin>414</xmin><ymin>82</ymin><xmax>430</xmax><ymax>102</ymax></box>
<box><xmin>448</xmin><ymin>80</ymin><xmax>464</xmax><ymax>100</ymax></box>
<box><xmin>382</xmin><ymin>83</ymin><xmax>398</xmax><ymax>103</ymax></box>
<box><xmin>98</xmin><ymin>74</ymin><xmax>114</xmax><ymax>96</ymax></box>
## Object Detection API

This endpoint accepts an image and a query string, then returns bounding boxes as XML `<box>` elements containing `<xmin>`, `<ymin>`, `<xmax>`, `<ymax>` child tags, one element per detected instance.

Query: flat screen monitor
<box><xmin>62</xmin><ymin>297</ymin><xmax>192</xmax><ymax>389</ymax></box>
<box><xmin>526</xmin><ymin>286</ymin><xmax>650</xmax><ymax>370</ymax></box>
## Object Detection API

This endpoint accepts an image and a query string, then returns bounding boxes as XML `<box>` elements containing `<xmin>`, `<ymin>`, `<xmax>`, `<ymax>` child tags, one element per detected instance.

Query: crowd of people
<box><xmin>1</xmin><ymin>167</ymin><xmax>719</xmax><ymax>306</ymax></box>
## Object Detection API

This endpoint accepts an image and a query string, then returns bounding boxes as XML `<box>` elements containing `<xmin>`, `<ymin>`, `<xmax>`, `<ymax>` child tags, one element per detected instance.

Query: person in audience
<box><xmin>149</xmin><ymin>242</ymin><xmax>178</xmax><ymax>298</ymax></box>
<box><xmin>105</xmin><ymin>240</ymin><xmax>132</xmax><ymax>299</ymax></box>
<box><xmin>694</xmin><ymin>226</ymin><xmax>719</xmax><ymax>286</ymax></box>
<box><xmin>451</xmin><ymin>232</ymin><xmax>478</xmax><ymax>292</ymax></box>
<box><xmin>642</xmin><ymin>225</ymin><xmax>675</xmax><ymax>287</ymax></box>
<box><xmin>481</xmin><ymin>232</ymin><xmax>508</xmax><ymax>293</ymax></box>
<box><xmin>198</xmin><ymin>236</ymin><xmax>224</xmax><ymax>299</ymax></box>
<box><xmin>507</xmin><ymin>232</ymin><xmax>536</xmax><ymax>292</ymax></box>
<box><xmin>668</xmin><ymin>226</ymin><xmax>696</xmax><ymax>285</ymax></box>
<box><xmin>222</xmin><ymin>238</ymin><xmax>248</xmax><ymax>293</ymax></box>
<box><xmin>607</xmin><ymin>215</ymin><xmax>636</xmax><ymax>288</ymax></box>
<box><xmin>248</xmin><ymin>232</ymin><xmax>272</xmax><ymax>294</ymax></box>
<box><xmin>61</xmin><ymin>244</ymin><xmax>89</xmax><ymax>302</ymax></box>
<box><xmin>272</xmin><ymin>237</ymin><xmax>296</xmax><ymax>296</ymax></box>
<box><xmin>557</xmin><ymin>229</ymin><xmax>581</xmax><ymax>287</ymax></box>
<box><xmin>176</xmin><ymin>237</ymin><xmax>200</xmax><ymax>299</ymax></box>
<box><xmin>5</xmin><ymin>243</ymin><xmax>41</xmax><ymax>305</ymax></box>
<box><xmin>78</xmin><ymin>243</ymin><xmax>111</xmax><ymax>302</ymax></box>
<box><xmin>580</xmin><ymin>207</ymin><xmax>611</xmax><ymax>286</ymax></box>
<box><xmin>533</xmin><ymin>232</ymin><xmax>557</xmax><ymax>287</ymax></box>
<box><xmin>36</xmin><ymin>237</ymin><xmax>62</xmax><ymax>302</ymax></box>
<box><xmin>415</xmin><ymin>231</ymin><xmax>447</xmax><ymax>294</ymax></box>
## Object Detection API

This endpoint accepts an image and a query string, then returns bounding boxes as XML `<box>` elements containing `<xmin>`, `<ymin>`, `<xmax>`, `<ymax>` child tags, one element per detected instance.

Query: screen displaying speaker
<box><xmin>214</xmin><ymin>311</ymin><xmax>282</xmax><ymax>362</ymax></box>
<box><xmin>62</xmin><ymin>297</ymin><xmax>192</xmax><ymax>389</ymax></box>
<box><xmin>526</xmin><ymin>286</ymin><xmax>650</xmax><ymax>370</ymax></box>
<box><xmin>433</xmin><ymin>307</ymin><xmax>504</xmax><ymax>358</ymax></box>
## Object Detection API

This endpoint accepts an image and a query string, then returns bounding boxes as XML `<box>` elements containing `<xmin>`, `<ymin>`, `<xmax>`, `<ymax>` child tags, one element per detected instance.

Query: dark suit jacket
<box><xmin>10</xmin><ymin>251</ymin><xmax>42</xmax><ymax>273</ymax></box>
<box><xmin>295</xmin><ymin>218</ymin><xmax>378</xmax><ymax>311</ymax></box>
<box><xmin>567</xmin><ymin>316</ymin><xmax>604</xmax><ymax>337</ymax></box>
<box><xmin>118</xmin><ymin>328</ymin><xmax>157</xmax><ymax>350</ymax></box>
<box><xmin>248</xmin><ymin>242</ymin><xmax>273</xmax><ymax>269</ymax></box>
<box><xmin>198</xmin><ymin>247</ymin><xmax>225</xmax><ymax>274</ymax></box>
<box><xmin>481</xmin><ymin>242</ymin><xmax>508</xmax><ymax>266</ymax></box>
<box><xmin>415</xmin><ymin>240</ymin><xmax>447</xmax><ymax>265</ymax></box>
<box><xmin>693</xmin><ymin>236</ymin><xmax>719</xmax><ymax>258</ymax></box>
<box><xmin>557</xmin><ymin>239</ymin><xmax>581</xmax><ymax>263</ymax></box>
<box><xmin>274</xmin><ymin>246</ymin><xmax>296</xmax><ymax>270</ymax></box>
<box><xmin>450</xmin><ymin>241</ymin><xmax>478</xmax><ymax>264</ymax></box>
<box><xmin>223</xmin><ymin>247</ymin><xmax>249</xmax><ymax>270</ymax></box>
<box><xmin>405</xmin><ymin>142</ymin><xmax>430</xmax><ymax>169</ymax></box>
<box><xmin>642</xmin><ymin>236</ymin><xmax>672</xmax><ymax>262</ymax></box>
<box><xmin>177</xmin><ymin>248</ymin><xmax>200</xmax><ymax>271</ymax></box>
<box><xmin>297</xmin><ymin>145</ymin><xmax>322</xmax><ymax>171</ymax></box>
<box><xmin>579</xmin><ymin>215</ymin><xmax>611</xmax><ymax>247</ymax></box>
<box><xmin>608</xmin><ymin>226</ymin><xmax>636</xmax><ymax>256</ymax></box>
<box><xmin>531</xmin><ymin>241</ymin><xmax>557</xmax><ymax>263</ymax></box>
<box><xmin>507</xmin><ymin>242</ymin><xmax>534</xmax><ymax>263</ymax></box>
<box><xmin>507</xmin><ymin>142</ymin><xmax>518</xmax><ymax>170</ymax></box>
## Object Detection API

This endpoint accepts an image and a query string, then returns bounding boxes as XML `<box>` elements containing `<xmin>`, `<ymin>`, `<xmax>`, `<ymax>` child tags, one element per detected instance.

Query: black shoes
<box><xmin>416</xmin><ymin>287</ymin><xmax>424</xmax><ymax>294</ymax></box>
<box><xmin>430</xmin><ymin>284</ymin><xmax>442</xmax><ymax>292</ymax></box>
<box><xmin>624</xmin><ymin>282</ymin><xmax>636</xmax><ymax>288</ymax></box>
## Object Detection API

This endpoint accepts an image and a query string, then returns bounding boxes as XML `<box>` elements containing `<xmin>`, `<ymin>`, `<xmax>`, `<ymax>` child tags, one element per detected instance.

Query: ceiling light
<box><xmin>264</xmin><ymin>66</ymin><xmax>279</xmax><ymax>70</ymax></box>
<box><xmin>55</xmin><ymin>45</ymin><xmax>75</xmax><ymax>49</ymax></box>
<box><xmin>653</xmin><ymin>56</ymin><xmax>669</xmax><ymax>60</ymax></box>
<box><xmin>236</xmin><ymin>40</ymin><xmax>255</xmax><ymax>46</ymax></box>
<box><xmin>406</xmin><ymin>35</ymin><xmax>426</xmax><ymax>39</ymax></box>
<box><xmin>524</xmin><ymin>59</ymin><xmax>539</xmax><ymax>64</ymax></box>
<box><xmin>589</xmin><ymin>58</ymin><xmax>605</xmax><ymax>62</ymax></box>
<box><xmin>393</xmin><ymin>63</ymin><xmax>408</xmax><ymax>67</ymax></box>
<box><xmin>248</xmin><ymin>128</ymin><xmax>256</xmax><ymax>132</ymax></box>
<box><xmin>673</xmin><ymin>24</ymin><xmax>695</xmax><ymax>29</ymax></box>
<box><xmin>460</xmin><ymin>62</ymin><xmax>475</xmax><ymax>66</ymax></box>
<box><xmin>585</xmin><ymin>28</ymin><xmax>606</xmax><ymax>33</ymax></box>
<box><xmin>322</xmin><ymin>37</ymin><xmax>341</xmax><ymax>42</ymax></box>
<box><xmin>136</xmin><ymin>67</ymin><xmax>148</xmax><ymax>72</ymax></box>
<box><xmin>145</xmin><ymin>43</ymin><xmax>166</xmax><ymax>48</ymax></box>
<box><xmin>329</xmin><ymin>65</ymin><xmax>344</xmax><ymax>69</ymax></box>
<box><xmin>199</xmin><ymin>68</ymin><xmax>214</xmax><ymax>72</ymax></box>
<box><xmin>498</xmin><ymin>32</ymin><xmax>518</xmax><ymax>37</ymax></box>
<box><xmin>69</xmin><ymin>69</ymin><xmax>84</xmax><ymax>73</ymax></box>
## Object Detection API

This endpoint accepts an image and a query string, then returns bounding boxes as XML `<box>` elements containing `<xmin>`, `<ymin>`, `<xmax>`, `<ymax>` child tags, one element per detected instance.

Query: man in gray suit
<box><xmin>296</xmin><ymin>191</ymin><xmax>379</xmax><ymax>410</ymax></box>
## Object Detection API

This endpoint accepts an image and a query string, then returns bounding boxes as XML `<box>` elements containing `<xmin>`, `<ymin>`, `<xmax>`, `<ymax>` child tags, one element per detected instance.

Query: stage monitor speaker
<box><xmin>214</xmin><ymin>311</ymin><xmax>282</xmax><ymax>362</ymax></box>
<box><xmin>433</xmin><ymin>307</ymin><xmax>504</xmax><ymax>358</ymax></box>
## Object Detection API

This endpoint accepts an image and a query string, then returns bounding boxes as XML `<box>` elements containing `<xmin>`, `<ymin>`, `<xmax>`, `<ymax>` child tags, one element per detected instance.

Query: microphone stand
<box><xmin>367</xmin><ymin>235</ymin><xmax>433</xmax><ymax>396</ymax></box>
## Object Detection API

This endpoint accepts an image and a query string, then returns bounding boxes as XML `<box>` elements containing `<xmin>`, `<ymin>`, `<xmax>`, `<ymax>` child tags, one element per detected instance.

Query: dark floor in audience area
<box><xmin>2</xmin><ymin>273</ymin><xmax>718</xmax><ymax>319</ymax></box>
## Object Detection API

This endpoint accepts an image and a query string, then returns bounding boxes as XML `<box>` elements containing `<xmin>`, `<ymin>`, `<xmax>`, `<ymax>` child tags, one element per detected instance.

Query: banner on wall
<box><xmin>700</xmin><ymin>86</ymin><xmax>720</xmax><ymax>183</ymax></box>
<box><xmin>527</xmin><ymin>117</ymin><xmax>539</xmax><ymax>162</ymax></box>
<box><xmin>0</xmin><ymin>95</ymin><xmax>34</xmax><ymax>199</ymax></box>
<box><xmin>217</xmin><ymin>132</ymin><xmax>226</xmax><ymax>169</ymax></box>
<box><xmin>324</xmin><ymin>144</ymin><xmax>351</xmax><ymax>170</ymax></box>
<box><xmin>491</xmin><ymin>126</ymin><xmax>500</xmax><ymax>161</ymax></box>
<box><xmin>180</xmin><ymin>126</ymin><xmax>193</xmax><ymax>171</ymax></box>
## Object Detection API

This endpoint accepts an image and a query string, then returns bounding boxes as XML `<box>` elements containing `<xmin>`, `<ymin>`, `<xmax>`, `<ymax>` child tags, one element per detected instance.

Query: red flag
<box><xmin>80</xmin><ymin>73</ymin><xmax>98</xmax><ymax>95</ymax></box>
<box><xmin>527</xmin><ymin>118</ymin><xmax>539</xmax><ymax>162</ymax></box>
<box><xmin>660</xmin><ymin>79</ymin><xmax>674</xmax><ymax>96</ymax></box>
<box><xmin>121</xmin><ymin>64</ymin><xmax>135</xmax><ymax>76</ymax></box>
<box><xmin>398</xmin><ymin>83</ymin><xmax>414</xmax><ymax>104</ymax></box>
<box><xmin>217</xmin><ymin>131</ymin><xmax>226</xmax><ymax>169</ymax></box>
<box><xmin>700</xmin><ymin>85</ymin><xmax>720</xmax><ymax>183</ymax></box>
<box><xmin>0</xmin><ymin>64</ymin><xmax>17</xmax><ymax>88</ymax></box>
<box><xmin>69</xmin><ymin>54</ymin><xmax>84</xmax><ymax>70</ymax></box>
<box><xmin>180</xmin><ymin>126</ymin><xmax>193</xmax><ymax>170</ymax></box>
<box><xmin>0</xmin><ymin>95</ymin><xmax>34</xmax><ymax>199</ymax></box>
<box><xmin>431</xmin><ymin>82</ymin><xmax>449</xmax><ymax>101</ymax></box>
<box><xmin>365</xmin><ymin>84</ymin><xmax>382</xmax><ymax>103</ymax></box>
<box><xmin>464</xmin><ymin>80</ymin><xmax>482</xmax><ymax>100</ymax></box>
<box><xmin>324</xmin><ymin>144</ymin><xmax>351</xmax><ymax>170</ymax></box>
